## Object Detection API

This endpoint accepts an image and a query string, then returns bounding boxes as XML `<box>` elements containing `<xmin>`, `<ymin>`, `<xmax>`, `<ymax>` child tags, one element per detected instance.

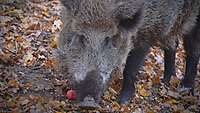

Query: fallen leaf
<box><xmin>26</xmin><ymin>23</ymin><xmax>41</xmax><ymax>30</ymax></box>
<box><xmin>152</xmin><ymin>75</ymin><xmax>160</xmax><ymax>86</ymax></box>
<box><xmin>112</xmin><ymin>102</ymin><xmax>120</xmax><ymax>111</ymax></box>
<box><xmin>51</xmin><ymin>36</ymin><xmax>58</xmax><ymax>48</ymax></box>
<box><xmin>8</xmin><ymin>79</ymin><xmax>19</xmax><ymax>88</ymax></box>
<box><xmin>139</xmin><ymin>87</ymin><xmax>151</xmax><ymax>97</ymax></box>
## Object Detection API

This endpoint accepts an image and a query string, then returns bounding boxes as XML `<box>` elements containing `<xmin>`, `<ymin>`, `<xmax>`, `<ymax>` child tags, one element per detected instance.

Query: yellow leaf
<box><xmin>108</xmin><ymin>87</ymin><xmax>117</xmax><ymax>95</ymax></box>
<box><xmin>168</xmin><ymin>99</ymin><xmax>179</xmax><ymax>104</ymax></box>
<box><xmin>139</xmin><ymin>87</ymin><xmax>151</xmax><ymax>97</ymax></box>
<box><xmin>42</xmin><ymin>9</ymin><xmax>49</xmax><ymax>17</ymax></box>
<box><xmin>51</xmin><ymin>36</ymin><xmax>58</xmax><ymax>48</ymax></box>
<box><xmin>147</xmin><ymin>110</ymin><xmax>155</xmax><ymax>113</ymax></box>
<box><xmin>15</xmin><ymin>36</ymin><xmax>24</xmax><ymax>42</ymax></box>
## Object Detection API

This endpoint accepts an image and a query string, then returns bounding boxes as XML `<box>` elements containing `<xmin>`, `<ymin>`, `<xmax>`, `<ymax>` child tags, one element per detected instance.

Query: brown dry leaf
<box><xmin>23</xmin><ymin>83</ymin><xmax>32</xmax><ymax>89</ymax></box>
<box><xmin>4</xmin><ymin>9</ymin><xmax>21</xmax><ymax>19</ymax></box>
<box><xmin>15</xmin><ymin>36</ymin><xmax>24</xmax><ymax>43</ymax></box>
<box><xmin>49</xmin><ymin>100</ymin><xmax>62</xmax><ymax>109</ymax></box>
<box><xmin>146</xmin><ymin>66</ymin><xmax>153</xmax><ymax>75</ymax></box>
<box><xmin>44</xmin><ymin>58</ymin><xmax>59</xmax><ymax>70</ymax></box>
<box><xmin>152</xmin><ymin>75</ymin><xmax>160</xmax><ymax>86</ymax></box>
<box><xmin>43</xmin><ymin>21</ymin><xmax>53</xmax><ymax>31</ymax></box>
<box><xmin>8</xmin><ymin>79</ymin><xmax>20</xmax><ymax>88</ymax></box>
<box><xmin>108</xmin><ymin>87</ymin><xmax>117</xmax><ymax>95</ymax></box>
<box><xmin>4</xmin><ymin>41</ymin><xmax>16</xmax><ymax>52</ymax></box>
<box><xmin>0</xmin><ymin>53</ymin><xmax>15</xmax><ymax>64</ymax></box>
<box><xmin>54</xmin><ymin>79</ymin><xmax>68</xmax><ymax>86</ymax></box>
<box><xmin>29</xmin><ymin>95</ymin><xmax>40</xmax><ymax>103</ymax></box>
<box><xmin>170</xmin><ymin>76</ymin><xmax>181</xmax><ymax>88</ymax></box>
<box><xmin>144</xmin><ymin>61</ymin><xmax>154</xmax><ymax>75</ymax></box>
<box><xmin>23</xmin><ymin>51</ymin><xmax>36</xmax><ymax>66</ymax></box>
<box><xmin>102</xmin><ymin>92</ymin><xmax>112</xmax><ymax>103</ymax></box>
<box><xmin>27</xmin><ymin>57</ymin><xmax>36</xmax><ymax>66</ymax></box>
<box><xmin>144</xmin><ymin>60</ymin><xmax>154</xmax><ymax>67</ymax></box>
<box><xmin>26</xmin><ymin>23</ymin><xmax>41</xmax><ymax>30</ymax></box>
<box><xmin>7</xmin><ymin>99</ymin><xmax>17</xmax><ymax>108</ymax></box>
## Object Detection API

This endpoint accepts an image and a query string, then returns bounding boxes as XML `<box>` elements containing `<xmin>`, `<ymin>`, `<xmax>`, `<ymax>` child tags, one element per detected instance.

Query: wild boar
<box><xmin>59</xmin><ymin>0</ymin><xmax>200</xmax><ymax>107</ymax></box>
<box><xmin>59</xmin><ymin>0</ymin><xmax>144</xmax><ymax>107</ymax></box>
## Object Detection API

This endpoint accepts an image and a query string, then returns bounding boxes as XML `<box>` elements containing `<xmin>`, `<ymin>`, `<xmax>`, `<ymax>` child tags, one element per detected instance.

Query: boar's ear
<box><xmin>118</xmin><ymin>9</ymin><xmax>143</xmax><ymax>30</ymax></box>
<box><xmin>112</xmin><ymin>0</ymin><xmax>144</xmax><ymax>30</ymax></box>
<box><xmin>60</xmin><ymin>0</ymin><xmax>81</xmax><ymax>15</ymax></box>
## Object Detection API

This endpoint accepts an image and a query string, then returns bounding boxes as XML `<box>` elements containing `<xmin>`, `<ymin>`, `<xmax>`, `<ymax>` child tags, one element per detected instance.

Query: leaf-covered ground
<box><xmin>0</xmin><ymin>0</ymin><xmax>200</xmax><ymax>113</ymax></box>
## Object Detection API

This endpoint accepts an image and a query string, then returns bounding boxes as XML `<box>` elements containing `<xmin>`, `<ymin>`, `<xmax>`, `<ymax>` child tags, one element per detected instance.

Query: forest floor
<box><xmin>0</xmin><ymin>0</ymin><xmax>200</xmax><ymax>113</ymax></box>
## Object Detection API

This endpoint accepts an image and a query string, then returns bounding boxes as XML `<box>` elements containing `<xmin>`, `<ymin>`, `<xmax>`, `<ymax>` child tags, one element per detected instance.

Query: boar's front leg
<box><xmin>162</xmin><ymin>40</ymin><xmax>179</xmax><ymax>84</ymax></box>
<box><xmin>119</xmin><ymin>44</ymin><xmax>150</xmax><ymax>104</ymax></box>
<box><xmin>181</xmin><ymin>29</ymin><xmax>200</xmax><ymax>94</ymax></box>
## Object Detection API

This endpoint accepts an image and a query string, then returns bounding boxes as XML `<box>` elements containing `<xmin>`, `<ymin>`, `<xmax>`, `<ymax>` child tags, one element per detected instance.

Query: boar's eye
<box><xmin>103</xmin><ymin>34</ymin><xmax>121</xmax><ymax>49</ymax></box>
<box><xmin>70</xmin><ymin>34</ymin><xmax>88</xmax><ymax>48</ymax></box>
<box><xmin>104</xmin><ymin>36</ymin><xmax>110</xmax><ymax>46</ymax></box>
<box><xmin>78</xmin><ymin>35</ymin><xmax>87</xmax><ymax>46</ymax></box>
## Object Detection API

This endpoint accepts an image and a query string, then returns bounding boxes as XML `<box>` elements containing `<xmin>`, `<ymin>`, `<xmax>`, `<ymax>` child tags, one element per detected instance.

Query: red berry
<box><xmin>66</xmin><ymin>89</ymin><xmax>77</xmax><ymax>100</ymax></box>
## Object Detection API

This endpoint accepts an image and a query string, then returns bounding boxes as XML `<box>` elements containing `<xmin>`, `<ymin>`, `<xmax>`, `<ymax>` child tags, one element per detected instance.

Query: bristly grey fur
<box><xmin>136</xmin><ymin>0</ymin><xmax>200</xmax><ymax>49</ymax></box>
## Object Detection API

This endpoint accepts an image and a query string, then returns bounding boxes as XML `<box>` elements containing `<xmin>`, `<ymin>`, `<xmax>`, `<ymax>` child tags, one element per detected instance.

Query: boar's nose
<box><xmin>79</xmin><ymin>96</ymin><xmax>100</xmax><ymax>109</ymax></box>
<box><xmin>77</xmin><ymin>69</ymin><xmax>103</xmax><ymax>109</ymax></box>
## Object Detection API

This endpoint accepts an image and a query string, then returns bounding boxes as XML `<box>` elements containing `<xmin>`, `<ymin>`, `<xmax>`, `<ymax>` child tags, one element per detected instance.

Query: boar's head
<box><xmin>59</xmin><ymin>0</ymin><xmax>144</xmax><ymax>108</ymax></box>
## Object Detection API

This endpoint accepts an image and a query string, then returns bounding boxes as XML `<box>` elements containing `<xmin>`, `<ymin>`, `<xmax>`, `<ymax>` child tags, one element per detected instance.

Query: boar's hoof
<box><xmin>119</xmin><ymin>89</ymin><xmax>135</xmax><ymax>104</ymax></box>
<box><xmin>79</xmin><ymin>96</ymin><xmax>100</xmax><ymax>109</ymax></box>
<box><xmin>178</xmin><ymin>86</ymin><xmax>194</xmax><ymax>95</ymax></box>
<box><xmin>161</xmin><ymin>78</ymin><xmax>170</xmax><ymax>86</ymax></box>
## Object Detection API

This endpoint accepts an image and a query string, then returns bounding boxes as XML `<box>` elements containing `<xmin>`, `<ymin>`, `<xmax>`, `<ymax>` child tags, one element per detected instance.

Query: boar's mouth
<box><xmin>79</xmin><ymin>96</ymin><xmax>100</xmax><ymax>109</ymax></box>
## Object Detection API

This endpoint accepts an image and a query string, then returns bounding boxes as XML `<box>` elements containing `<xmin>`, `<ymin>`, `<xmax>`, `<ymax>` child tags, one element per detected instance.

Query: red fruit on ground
<box><xmin>66</xmin><ymin>89</ymin><xmax>77</xmax><ymax>100</ymax></box>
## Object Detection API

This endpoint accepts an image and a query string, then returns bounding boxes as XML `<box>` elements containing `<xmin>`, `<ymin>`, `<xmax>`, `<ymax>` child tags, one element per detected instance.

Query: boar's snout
<box><xmin>74</xmin><ymin>69</ymin><xmax>104</xmax><ymax>106</ymax></box>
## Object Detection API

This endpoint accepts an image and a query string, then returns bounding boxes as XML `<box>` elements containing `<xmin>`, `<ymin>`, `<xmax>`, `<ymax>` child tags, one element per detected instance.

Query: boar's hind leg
<box><xmin>119</xmin><ymin>44</ymin><xmax>150</xmax><ymax>104</ymax></box>
<box><xmin>181</xmin><ymin>27</ymin><xmax>200</xmax><ymax>93</ymax></box>
<box><xmin>162</xmin><ymin>40</ymin><xmax>179</xmax><ymax>84</ymax></box>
